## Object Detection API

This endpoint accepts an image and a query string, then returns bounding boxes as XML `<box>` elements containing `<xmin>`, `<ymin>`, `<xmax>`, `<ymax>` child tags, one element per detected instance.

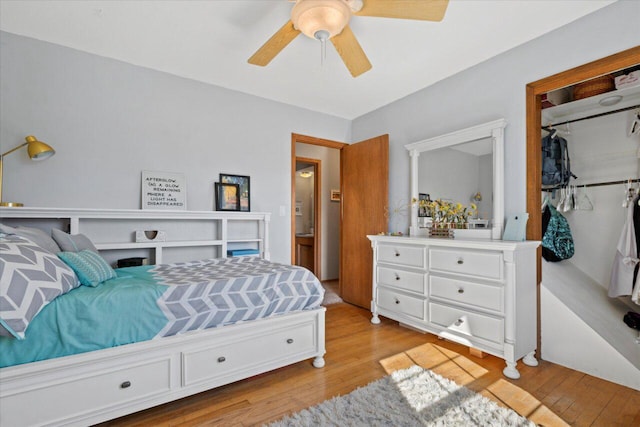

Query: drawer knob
<box><xmin>458</xmin><ymin>288</ymin><xmax>464</xmax><ymax>294</ymax></box>
<box><xmin>287</xmin><ymin>338</ymin><xmax>294</xmax><ymax>344</ymax></box>
<box><xmin>454</xmin><ymin>318</ymin><xmax>464</xmax><ymax>326</ymax></box>
<box><xmin>395</xmin><ymin>251</ymin><xmax>400</xmax><ymax>257</ymax></box>
<box><xmin>217</xmin><ymin>356</ymin><xmax>226</xmax><ymax>363</ymax></box>
<box><xmin>395</xmin><ymin>274</ymin><xmax>400</xmax><ymax>281</ymax></box>
<box><xmin>395</xmin><ymin>298</ymin><xmax>400</xmax><ymax>304</ymax></box>
<box><xmin>120</xmin><ymin>381</ymin><xmax>131</xmax><ymax>389</ymax></box>
<box><xmin>457</xmin><ymin>258</ymin><xmax>464</xmax><ymax>265</ymax></box>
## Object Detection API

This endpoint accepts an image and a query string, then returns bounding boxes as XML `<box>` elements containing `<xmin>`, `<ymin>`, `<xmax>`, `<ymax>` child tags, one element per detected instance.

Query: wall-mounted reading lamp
<box><xmin>0</xmin><ymin>135</ymin><xmax>55</xmax><ymax>207</ymax></box>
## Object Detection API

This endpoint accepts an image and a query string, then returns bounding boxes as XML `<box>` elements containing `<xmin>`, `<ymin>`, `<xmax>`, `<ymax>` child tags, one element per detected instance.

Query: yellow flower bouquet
<box><xmin>412</xmin><ymin>198</ymin><xmax>477</xmax><ymax>229</ymax></box>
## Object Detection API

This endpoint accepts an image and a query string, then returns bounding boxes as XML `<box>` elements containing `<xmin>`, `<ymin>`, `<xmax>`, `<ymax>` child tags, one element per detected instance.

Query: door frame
<box><xmin>291</xmin><ymin>134</ymin><xmax>347</xmax><ymax>281</ymax></box>
<box><xmin>525</xmin><ymin>46</ymin><xmax>640</xmax><ymax>354</ymax></box>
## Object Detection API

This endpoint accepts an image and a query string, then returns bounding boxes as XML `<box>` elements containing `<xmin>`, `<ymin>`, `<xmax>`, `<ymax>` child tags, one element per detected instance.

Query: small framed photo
<box><xmin>418</xmin><ymin>193</ymin><xmax>431</xmax><ymax>217</ymax></box>
<box><xmin>215</xmin><ymin>182</ymin><xmax>240</xmax><ymax>211</ymax></box>
<box><xmin>220</xmin><ymin>174</ymin><xmax>250</xmax><ymax>211</ymax></box>
<box><xmin>330</xmin><ymin>189</ymin><xmax>341</xmax><ymax>202</ymax></box>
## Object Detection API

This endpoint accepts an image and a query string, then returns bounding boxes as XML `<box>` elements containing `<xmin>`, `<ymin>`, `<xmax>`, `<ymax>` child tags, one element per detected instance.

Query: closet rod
<box><xmin>582</xmin><ymin>178</ymin><xmax>640</xmax><ymax>188</ymax></box>
<box><xmin>542</xmin><ymin>103</ymin><xmax>640</xmax><ymax>129</ymax></box>
<box><xmin>543</xmin><ymin>178</ymin><xmax>640</xmax><ymax>191</ymax></box>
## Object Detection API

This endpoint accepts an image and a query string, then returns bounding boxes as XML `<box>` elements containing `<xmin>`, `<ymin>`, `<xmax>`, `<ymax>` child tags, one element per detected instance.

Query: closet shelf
<box><xmin>542</xmin><ymin>84</ymin><xmax>640</xmax><ymax>124</ymax></box>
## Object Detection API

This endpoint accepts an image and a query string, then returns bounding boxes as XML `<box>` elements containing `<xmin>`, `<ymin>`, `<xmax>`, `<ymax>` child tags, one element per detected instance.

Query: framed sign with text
<box><xmin>141</xmin><ymin>171</ymin><xmax>187</xmax><ymax>210</ymax></box>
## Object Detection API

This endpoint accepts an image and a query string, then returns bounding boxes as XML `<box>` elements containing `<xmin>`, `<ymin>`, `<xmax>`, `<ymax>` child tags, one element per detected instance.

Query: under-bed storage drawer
<box><xmin>182</xmin><ymin>321</ymin><xmax>315</xmax><ymax>387</ymax></box>
<box><xmin>1</xmin><ymin>357</ymin><xmax>171</xmax><ymax>427</ymax></box>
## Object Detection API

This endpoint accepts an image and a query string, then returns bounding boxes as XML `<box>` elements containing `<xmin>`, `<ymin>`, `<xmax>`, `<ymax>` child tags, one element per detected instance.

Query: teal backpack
<box><xmin>542</xmin><ymin>203</ymin><xmax>574</xmax><ymax>261</ymax></box>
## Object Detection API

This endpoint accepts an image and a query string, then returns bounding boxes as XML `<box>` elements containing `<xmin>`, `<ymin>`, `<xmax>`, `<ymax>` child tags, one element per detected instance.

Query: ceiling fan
<box><xmin>248</xmin><ymin>0</ymin><xmax>449</xmax><ymax>78</ymax></box>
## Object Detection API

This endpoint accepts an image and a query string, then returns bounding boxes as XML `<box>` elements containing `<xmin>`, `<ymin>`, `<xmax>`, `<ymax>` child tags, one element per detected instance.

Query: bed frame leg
<box><xmin>313</xmin><ymin>356</ymin><xmax>325</xmax><ymax>368</ymax></box>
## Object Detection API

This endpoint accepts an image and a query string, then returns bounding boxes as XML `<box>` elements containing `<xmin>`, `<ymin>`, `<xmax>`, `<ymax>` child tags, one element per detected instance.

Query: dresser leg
<box><xmin>313</xmin><ymin>356</ymin><xmax>325</xmax><ymax>368</ymax></box>
<box><xmin>503</xmin><ymin>361</ymin><xmax>520</xmax><ymax>379</ymax></box>
<box><xmin>523</xmin><ymin>351</ymin><xmax>538</xmax><ymax>367</ymax></box>
<box><xmin>371</xmin><ymin>314</ymin><xmax>381</xmax><ymax>324</ymax></box>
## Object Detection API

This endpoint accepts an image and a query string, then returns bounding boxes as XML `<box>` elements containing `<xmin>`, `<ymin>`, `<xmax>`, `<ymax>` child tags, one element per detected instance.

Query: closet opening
<box><xmin>526</xmin><ymin>46</ymin><xmax>640</xmax><ymax>390</ymax></box>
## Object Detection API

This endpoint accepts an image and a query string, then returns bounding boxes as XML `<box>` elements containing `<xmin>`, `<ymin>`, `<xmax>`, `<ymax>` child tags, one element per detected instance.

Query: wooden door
<box><xmin>340</xmin><ymin>135</ymin><xmax>389</xmax><ymax>308</ymax></box>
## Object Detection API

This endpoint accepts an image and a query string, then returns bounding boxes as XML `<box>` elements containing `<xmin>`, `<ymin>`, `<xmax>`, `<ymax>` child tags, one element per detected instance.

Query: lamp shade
<box><xmin>291</xmin><ymin>0</ymin><xmax>351</xmax><ymax>40</ymax></box>
<box><xmin>25</xmin><ymin>135</ymin><xmax>55</xmax><ymax>160</ymax></box>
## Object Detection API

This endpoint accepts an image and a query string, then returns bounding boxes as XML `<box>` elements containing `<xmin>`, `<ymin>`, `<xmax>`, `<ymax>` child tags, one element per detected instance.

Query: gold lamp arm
<box><xmin>1</xmin><ymin>142</ymin><xmax>29</xmax><ymax>158</ymax></box>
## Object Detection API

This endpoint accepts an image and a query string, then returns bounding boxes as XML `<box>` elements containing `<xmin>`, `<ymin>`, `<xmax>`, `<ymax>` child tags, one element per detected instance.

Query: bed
<box><xmin>0</xmin><ymin>210</ymin><xmax>326</xmax><ymax>427</ymax></box>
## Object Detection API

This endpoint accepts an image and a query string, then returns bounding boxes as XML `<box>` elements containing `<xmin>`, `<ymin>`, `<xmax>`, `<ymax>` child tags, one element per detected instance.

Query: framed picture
<box><xmin>215</xmin><ymin>182</ymin><xmax>240</xmax><ymax>211</ymax></box>
<box><xmin>220</xmin><ymin>174</ymin><xmax>250</xmax><ymax>211</ymax></box>
<box><xmin>295</xmin><ymin>201</ymin><xmax>303</xmax><ymax>216</ymax></box>
<box><xmin>418</xmin><ymin>193</ymin><xmax>431</xmax><ymax>217</ymax></box>
<box><xmin>330</xmin><ymin>189</ymin><xmax>340</xmax><ymax>202</ymax></box>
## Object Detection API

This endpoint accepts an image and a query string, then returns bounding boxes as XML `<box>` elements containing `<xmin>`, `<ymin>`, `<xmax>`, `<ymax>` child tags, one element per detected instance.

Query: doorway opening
<box><xmin>291</xmin><ymin>134</ymin><xmax>344</xmax><ymax>294</ymax></box>
<box><xmin>294</xmin><ymin>157</ymin><xmax>320</xmax><ymax>275</ymax></box>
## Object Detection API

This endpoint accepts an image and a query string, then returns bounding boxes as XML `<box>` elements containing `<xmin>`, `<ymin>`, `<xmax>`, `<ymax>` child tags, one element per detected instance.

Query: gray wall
<box><xmin>352</xmin><ymin>0</ymin><xmax>640</xmax><ymax>234</ymax></box>
<box><xmin>0</xmin><ymin>31</ymin><xmax>351</xmax><ymax>263</ymax></box>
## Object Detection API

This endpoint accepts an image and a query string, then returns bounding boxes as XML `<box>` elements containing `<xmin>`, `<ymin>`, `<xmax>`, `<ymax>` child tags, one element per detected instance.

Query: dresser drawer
<box><xmin>429</xmin><ymin>275</ymin><xmax>503</xmax><ymax>313</ymax></box>
<box><xmin>378</xmin><ymin>266</ymin><xmax>426</xmax><ymax>294</ymax></box>
<box><xmin>429</xmin><ymin>248</ymin><xmax>502</xmax><ymax>280</ymax></box>
<box><xmin>1</xmin><ymin>358</ymin><xmax>171</xmax><ymax>427</ymax></box>
<box><xmin>429</xmin><ymin>302</ymin><xmax>504</xmax><ymax>346</ymax></box>
<box><xmin>182</xmin><ymin>321</ymin><xmax>315</xmax><ymax>387</ymax></box>
<box><xmin>377</xmin><ymin>287</ymin><xmax>425</xmax><ymax>320</ymax></box>
<box><xmin>377</xmin><ymin>243</ymin><xmax>426</xmax><ymax>269</ymax></box>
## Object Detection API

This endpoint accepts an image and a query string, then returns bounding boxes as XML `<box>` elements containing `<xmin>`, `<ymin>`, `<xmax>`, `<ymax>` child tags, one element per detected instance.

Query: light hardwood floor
<box><xmin>101</xmin><ymin>302</ymin><xmax>640</xmax><ymax>426</ymax></box>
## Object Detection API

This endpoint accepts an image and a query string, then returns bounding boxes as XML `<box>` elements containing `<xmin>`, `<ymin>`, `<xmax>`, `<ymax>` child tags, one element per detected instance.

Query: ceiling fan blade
<box><xmin>248</xmin><ymin>20</ymin><xmax>300</xmax><ymax>66</ymax></box>
<box><xmin>356</xmin><ymin>0</ymin><xmax>449</xmax><ymax>21</ymax></box>
<box><xmin>331</xmin><ymin>25</ymin><xmax>372</xmax><ymax>78</ymax></box>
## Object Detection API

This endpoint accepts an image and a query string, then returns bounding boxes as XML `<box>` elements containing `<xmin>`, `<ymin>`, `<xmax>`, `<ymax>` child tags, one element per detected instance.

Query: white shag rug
<box><xmin>268</xmin><ymin>365</ymin><xmax>535</xmax><ymax>426</ymax></box>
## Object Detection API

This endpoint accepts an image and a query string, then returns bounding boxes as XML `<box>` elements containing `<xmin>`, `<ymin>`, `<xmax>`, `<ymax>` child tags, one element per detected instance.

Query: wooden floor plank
<box><xmin>100</xmin><ymin>303</ymin><xmax>640</xmax><ymax>426</ymax></box>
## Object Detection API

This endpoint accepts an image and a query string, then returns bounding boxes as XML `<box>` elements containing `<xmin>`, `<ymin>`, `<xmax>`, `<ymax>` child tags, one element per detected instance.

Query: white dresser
<box><xmin>368</xmin><ymin>234</ymin><xmax>540</xmax><ymax>379</ymax></box>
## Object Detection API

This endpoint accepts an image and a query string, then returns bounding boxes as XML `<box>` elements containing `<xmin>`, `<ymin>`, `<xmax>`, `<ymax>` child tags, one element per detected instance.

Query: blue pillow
<box><xmin>58</xmin><ymin>250</ymin><xmax>117</xmax><ymax>287</ymax></box>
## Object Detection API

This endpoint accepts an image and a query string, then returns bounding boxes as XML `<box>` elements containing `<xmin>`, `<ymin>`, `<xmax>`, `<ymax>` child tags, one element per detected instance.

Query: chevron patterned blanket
<box><xmin>0</xmin><ymin>256</ymin><xmax>323</xmax><ymax>368</ymax></box>
<box><xmin>150</xmin><ymin>257</ymin><xmax>324</xmax><ymax>337</ymax></box>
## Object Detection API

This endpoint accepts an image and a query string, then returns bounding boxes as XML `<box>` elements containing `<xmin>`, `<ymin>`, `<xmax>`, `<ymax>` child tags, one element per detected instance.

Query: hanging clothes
<box><xmin>632</xmin><ymin>195</ymin><xmax>640</xmax><ymax>304</ymax></box>
<box><xmin>608</xmin><ymin>195</ymin><xmax>640</xmax><ymax>298</ymax></box>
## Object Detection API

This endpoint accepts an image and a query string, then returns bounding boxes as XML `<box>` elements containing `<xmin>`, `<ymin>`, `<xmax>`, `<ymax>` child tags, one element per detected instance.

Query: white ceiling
<box><xmin>0</xmin><ymin>0</ymin><xmax>616</xmax><ymax>120</ymax></box>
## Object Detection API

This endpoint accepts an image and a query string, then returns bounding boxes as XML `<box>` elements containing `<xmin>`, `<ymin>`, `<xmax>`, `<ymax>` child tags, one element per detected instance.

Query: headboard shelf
<box><xmin>0</xmin><ymin>207</ymin><xmax>271</xmax><ymax>265</ymax></box>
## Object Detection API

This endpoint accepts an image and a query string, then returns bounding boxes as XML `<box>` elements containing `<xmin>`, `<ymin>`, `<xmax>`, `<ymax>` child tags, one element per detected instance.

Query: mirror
<box><xmin>405</xmin><ymin>119</ymin><xmax>506</xmax><ymax>239</ymax></box>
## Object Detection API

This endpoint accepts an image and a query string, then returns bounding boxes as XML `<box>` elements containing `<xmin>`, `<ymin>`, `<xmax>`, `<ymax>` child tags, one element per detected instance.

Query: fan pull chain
<box><xmin>314</xmin><ymin>30</ymin><xmax>330</xmax><ymax>68</ymax></box>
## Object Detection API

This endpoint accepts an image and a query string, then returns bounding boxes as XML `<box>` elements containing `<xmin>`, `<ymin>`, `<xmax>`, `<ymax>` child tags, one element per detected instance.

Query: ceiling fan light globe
<box><xmin>291</xmin><ymin>0</ymin><xmax>351</xmax><ymax>39</ymax></box>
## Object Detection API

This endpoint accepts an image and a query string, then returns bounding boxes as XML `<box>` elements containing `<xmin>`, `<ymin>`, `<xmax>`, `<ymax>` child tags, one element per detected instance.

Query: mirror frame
<box><xmin>405</xmin><ymin>119</ymin><xmax>506</xmax><ymax>239</ymax></box>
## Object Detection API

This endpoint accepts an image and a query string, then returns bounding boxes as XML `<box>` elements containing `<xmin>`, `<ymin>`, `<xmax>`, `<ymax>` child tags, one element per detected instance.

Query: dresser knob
<box><xmin>395</xmin><ymin>298</ymin><xmax>400</xmax><ymax>304</ymax></box>
<box><xmin>120</xmin><ymin>381</ymin><xmax>131</xmax><ymax>389</ymax></box>
<box><xmin>454</xmin><ymin>318</ymin><xmax>464</xmax><ymax>326</ymax></box>
<box><xmin>217</xmin><ymin>356</ymin><xmax>226</xmax><ymax>363</ymax></box>
<box><xmin>287</xmin><ymin>338</ymin><xmax>294</xmax><ymax>344</ymax></box>
<box><xmin>458</xmin><ymin>288</ymin><xmax>464</xmax><ymax>294</ymax></box>
<box><xmin>457</xmin><ymin>258</ymin><xmax>464</xmax><ymax>265</ymax></box>
<box><xmin>395</xmin><ymin>274</ymin><xmax>400</xmax><ymax>281</ymax></box>
<box><xmin>395</xmin><ymin>251</ymin><xmax>400</xmax><ymax>257</ymax></box>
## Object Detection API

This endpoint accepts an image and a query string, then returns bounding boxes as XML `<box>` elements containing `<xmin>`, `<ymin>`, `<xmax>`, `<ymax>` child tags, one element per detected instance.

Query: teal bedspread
<box><xmin>0</xmin><ymin>267</ymin><xmax>167</xmax><ymax>368</ymax></box>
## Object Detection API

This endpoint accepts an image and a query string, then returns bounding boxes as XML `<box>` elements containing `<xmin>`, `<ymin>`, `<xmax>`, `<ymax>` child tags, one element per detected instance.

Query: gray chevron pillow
<box><xmin>0</xmin><ymin>234</ymin><xmax>80</xmax><ymax>339</ymax></box>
